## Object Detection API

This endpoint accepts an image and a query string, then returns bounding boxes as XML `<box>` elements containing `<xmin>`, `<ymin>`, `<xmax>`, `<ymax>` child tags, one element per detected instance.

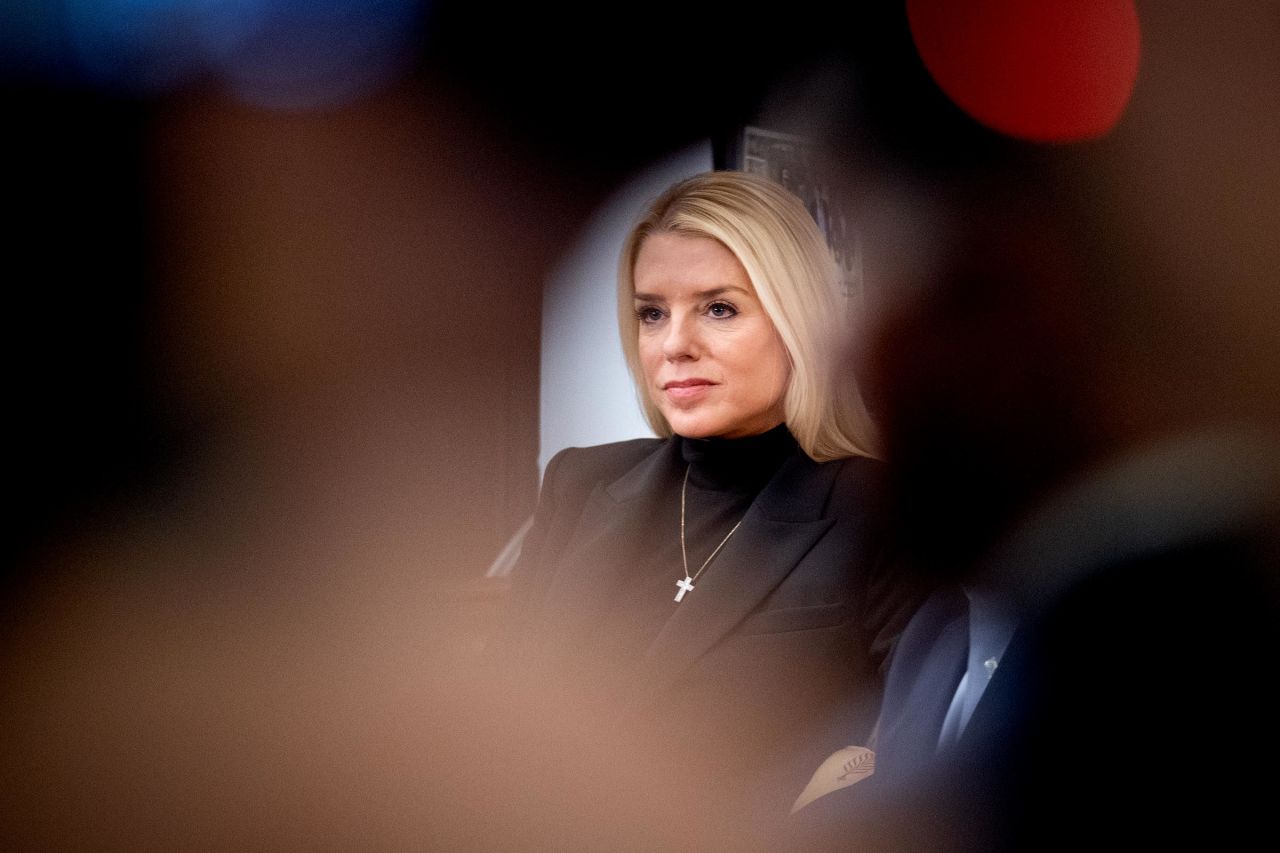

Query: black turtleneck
<box><xmin>599</xmin><ymin>424</ymin><xmax>800</xmax><ymax>665</ymax></box>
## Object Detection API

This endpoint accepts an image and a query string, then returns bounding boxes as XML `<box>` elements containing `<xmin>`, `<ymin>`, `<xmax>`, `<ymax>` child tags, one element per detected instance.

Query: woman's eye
<box><xmin>636</xmin><ymin>306</ymin><xmax>665</xmax><ymax>324</ymax></box>
<box><xmin>707</xmin><ymin>301</ymin><xmax>738</xmax><ymax>319</ymax></box>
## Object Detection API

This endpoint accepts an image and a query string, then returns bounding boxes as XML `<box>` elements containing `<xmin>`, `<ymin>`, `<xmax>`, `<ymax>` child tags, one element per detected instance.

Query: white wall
<box><xmin>538</xmin><ymin>142</ymin><xmax>714</xmax><ymax>474</ymax></box>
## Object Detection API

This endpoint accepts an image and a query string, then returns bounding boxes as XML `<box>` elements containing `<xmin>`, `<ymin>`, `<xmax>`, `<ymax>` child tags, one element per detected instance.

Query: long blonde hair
<box><xmin>617</xmin><ymin>170</ymin><xmax>878</xmax><ymax>461</ymax></box>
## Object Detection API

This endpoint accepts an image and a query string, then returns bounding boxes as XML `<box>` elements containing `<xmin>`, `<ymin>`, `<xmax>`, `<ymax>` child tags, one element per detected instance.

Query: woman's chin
<box><xmin>671</xmin><ymin>426</ymin><xmax>719</xmax><ymax>440</ymax></box>
<box><xmin>666</xmin><ymin>415</ymin><xmax>722</xmax><ymax>440</ymax></box>
<box><xmin>669</xmin><ymin>416</ymin><xmax>783</xmax><ymax>440</ymax></box>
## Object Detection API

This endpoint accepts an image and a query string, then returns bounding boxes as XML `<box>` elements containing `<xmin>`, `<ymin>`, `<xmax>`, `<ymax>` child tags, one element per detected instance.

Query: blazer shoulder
<box><xmin>823</xmin><ymin>453</ymin><xmax>887</xmax><ymax>515</ymax></box>
<box><xmin>828</xmin><ymin>452</ymin><xmax>885</xmax><ymax>480</ymax></box>
<box><xmin>543</xmin><ymin>437</ymin><xmax>666</xmax><ymax>495</ymax></box>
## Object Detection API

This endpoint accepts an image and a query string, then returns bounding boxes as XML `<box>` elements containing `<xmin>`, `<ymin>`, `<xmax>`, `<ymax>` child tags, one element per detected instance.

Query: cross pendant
<box><xmin>674</xmin><ymin>576</ymin><xmax>695</xmax><ymax>602</ymax></box>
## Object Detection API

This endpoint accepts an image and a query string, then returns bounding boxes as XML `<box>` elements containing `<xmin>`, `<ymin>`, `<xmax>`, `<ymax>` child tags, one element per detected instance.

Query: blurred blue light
<box><xmin>12</xmin><ymin>0</ymin><xmax>423</xmax><ymax>108</ymax></box>
<box><xmin>64</xmin><ymin>0</ymin><xmax>211</xmax><ymax>90</ymax></box>
<box><xmin>0</xmin><ymin>1</ymin><xmax>78</xmax><ymax>82</ymax></box>
<box><xmin>199</xmin><ymin>0</ymin><xmax>424</xmax><ymax>110</ymax></box>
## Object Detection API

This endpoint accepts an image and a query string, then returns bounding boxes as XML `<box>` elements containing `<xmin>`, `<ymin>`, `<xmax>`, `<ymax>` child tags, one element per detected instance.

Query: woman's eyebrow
<box><xmin>633</xmin><ymin>286</ymin><xmax>750</xmax><ymax>301</ymax></box>
<box><xmin>695</xmin><ymin>286</ymin><xmax>751</xmax><ymax>299</ymax></box>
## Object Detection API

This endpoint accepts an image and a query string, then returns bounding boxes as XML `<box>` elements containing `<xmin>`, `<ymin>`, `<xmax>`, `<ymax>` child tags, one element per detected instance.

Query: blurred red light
<box><xmin>907</xmin><ymin>0</ymin><xmax>1141</xmax><ymax>142</ymax></box>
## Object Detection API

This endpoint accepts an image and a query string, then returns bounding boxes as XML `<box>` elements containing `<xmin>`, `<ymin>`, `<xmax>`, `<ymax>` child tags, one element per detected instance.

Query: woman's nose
<box><xmin>662</xmin><ymin>312</ymin><xmax>701</xmax><ymax>361</ymax></box>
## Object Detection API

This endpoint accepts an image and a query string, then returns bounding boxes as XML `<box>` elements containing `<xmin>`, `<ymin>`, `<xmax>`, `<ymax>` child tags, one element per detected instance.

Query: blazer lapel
<box><xmin>637</xmin><ymin>453</ymin><xmax>840</xmax><ymax>693</ymax></box>
<box><xmin>534</xmin><ymin>440</ymin><xmax>681</xmax><ymax>648</ymax></box>
<box><xmin>956</xmin><ymin>620</ymin><xmax>1032</xmax><ymax>754</ymax></box>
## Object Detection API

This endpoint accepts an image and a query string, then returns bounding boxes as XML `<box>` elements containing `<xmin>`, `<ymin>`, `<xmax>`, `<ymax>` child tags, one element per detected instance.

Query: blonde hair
<box><xmin>617</xmin><ymin>170</ymin><xmax>879</xmax><ymax>461</ymax></box>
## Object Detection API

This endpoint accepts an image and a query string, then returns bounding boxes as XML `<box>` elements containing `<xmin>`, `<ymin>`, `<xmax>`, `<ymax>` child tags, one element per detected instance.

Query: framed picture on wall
<box><xmin>714</xmin><ymin>125</ymin><xmax>861</xmax><ymax>303</ymax></box>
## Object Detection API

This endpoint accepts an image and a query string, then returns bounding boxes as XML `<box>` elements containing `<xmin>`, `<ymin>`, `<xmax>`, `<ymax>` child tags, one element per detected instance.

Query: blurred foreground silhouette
<box><xmin>791</xmin><ymin>3</ymin><xmax>1280</xmax><ymax>850</ymax></box>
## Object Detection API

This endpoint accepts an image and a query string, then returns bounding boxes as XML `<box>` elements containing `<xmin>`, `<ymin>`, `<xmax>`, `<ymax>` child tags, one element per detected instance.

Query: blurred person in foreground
<box><xmin>786</xmin><ymin>2</ymin><xmax>1280</xmax><ymax>850</ymax></box>
<box><xmin>487</xmin><ymin>170</ymin><xmax>923</xmax><ymax>830</ymax></box>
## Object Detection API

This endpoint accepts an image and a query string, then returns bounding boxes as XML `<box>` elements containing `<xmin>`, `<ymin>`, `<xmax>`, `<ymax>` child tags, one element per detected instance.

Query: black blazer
<box><xmin>491</xmin><ymin>436</ymin><xmax>921</xmax><ymax>818</ymax></box>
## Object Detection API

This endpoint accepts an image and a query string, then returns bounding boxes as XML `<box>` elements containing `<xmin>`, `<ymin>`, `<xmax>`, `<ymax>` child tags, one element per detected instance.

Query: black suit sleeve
<box><xmin>830</xmin><ymin>456</ymin><xmax>932</xmax><ymax>680</ymax></box>
<box><xmin>860</xmin><ymin>538</ymin><xmax>931</xmax><ymax>679</ymax></box>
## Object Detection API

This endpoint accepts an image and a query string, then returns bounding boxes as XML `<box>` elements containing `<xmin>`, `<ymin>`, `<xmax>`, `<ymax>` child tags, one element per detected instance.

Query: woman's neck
<box><xmin>679</xmin><ymin>423</ymin><xmax>796</xmax><ymax>492</ymax></box>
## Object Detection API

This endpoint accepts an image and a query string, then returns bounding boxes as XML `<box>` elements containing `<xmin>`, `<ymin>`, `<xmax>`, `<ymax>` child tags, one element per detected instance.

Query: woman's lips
<box><xmin>662</xmin><ymin>379</ymin><xmax>716</xmax><ymax>403</ymax></box>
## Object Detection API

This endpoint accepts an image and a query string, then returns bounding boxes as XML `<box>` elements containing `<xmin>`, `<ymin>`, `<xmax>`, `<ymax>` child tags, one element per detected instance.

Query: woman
<box><xmin>492</xmin><ymin>170</ymin><xmax>919</xmax><ymax>823</ymax></box>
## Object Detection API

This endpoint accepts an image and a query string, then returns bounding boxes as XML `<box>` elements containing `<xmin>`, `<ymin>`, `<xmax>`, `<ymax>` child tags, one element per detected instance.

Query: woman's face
<box><xmin>632</xmin><ymin>232</ymin><xmax>790</xmax><ymax>439</ymax></box>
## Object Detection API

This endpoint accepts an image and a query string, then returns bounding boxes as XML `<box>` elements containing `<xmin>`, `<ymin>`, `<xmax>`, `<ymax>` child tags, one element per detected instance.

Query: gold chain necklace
<box><xmin>674</xmin><ymin>463</ymin><xmax>744</xmax><ymax>603</ymax></box>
